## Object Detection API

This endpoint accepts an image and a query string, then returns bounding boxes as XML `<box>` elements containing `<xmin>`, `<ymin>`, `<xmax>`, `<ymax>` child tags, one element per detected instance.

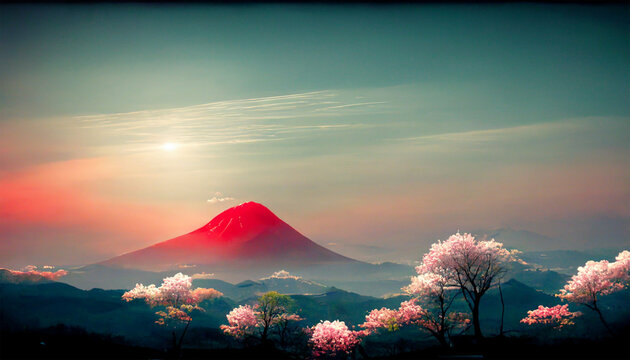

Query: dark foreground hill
<box><xmin>2</xmin><ymin>275</ymin><xmax>630</xmax><ymax>359</ymax></box>
<box><xmin>2</xmin><ymin>326</ymin><xmax>629</xmax><ymax>360</ymax></box>
<box><xmin>3</xmin><ymin>275</ymin><xmax>630</xmax><ymax>343</ymax></box>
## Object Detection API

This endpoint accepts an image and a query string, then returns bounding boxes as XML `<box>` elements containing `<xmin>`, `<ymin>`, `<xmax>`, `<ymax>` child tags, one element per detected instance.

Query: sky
<box><xmin>1</xmin><ymin>4</ymin><xmax>629</xmax><ymax>268</ymax></box>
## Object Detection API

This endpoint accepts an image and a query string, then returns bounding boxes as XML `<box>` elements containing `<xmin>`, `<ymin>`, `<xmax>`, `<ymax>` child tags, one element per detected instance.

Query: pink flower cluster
<box><xmin>155</xmin><ymin>305</ymin><xmax>194</xmax><ymax>325</ymax></box>
<box><xmin>359</xmin><ymin>298</ymin><xmax>469</xmax><ymax>338</ymax></box>
<box><xmin>361</xmin><ymin>307</ymin><xmax>401</xmax><ymax>333</ymax></box>
<box><xmin>520</xmin><ymin>304</ymin><xmax>582</xmax><ymax>329</ymax></box>
<box><xmin>557</xmin><ymin>250</ymin><xmax>630</xmax><ymax>305</ymax></box>
<box><xmin>122</xmin><ymin>273</ymin><xmax>222</xmax><ymax>325</ymax></box>
<box><xmin>122</xmin><ymin>273</ymin><xmax>222</xmax><ymax>307</ymax></box>
<box><xmin>404</xmin><ymin>272</ymin><xmax>454</xmax><ymax>298</ymax></box>
<box><xmin>399</xmin><ymin>257</ymin><xmax>470</xmax><ymax>340</ymax></box>
<box><xmin>396</xmin><ymin>299</ymin><xmax>428</xmax><ymax>327</ymax></box>
<box><xmin>221</xmin><ymin>303</ymin><xmax>303</xmax><ymax>339</ymax></box>
<box><xmin>309</xmin><ymin>320</ymin><xmax>363</xmax><ymax>358</ymax></box>
<box><xmin>417</xmin><ymin>232</ymin><xmax>514</xmax><ymax>275</ymax></box>
<box><xmin>360</xmin><ymin>300</ymin><xmax>425</xmax><ymax>332</ymax></box>
<box><xmin>122</xmin><ymin>284</ymin><xmax>162</xmax><ymax>305</ymax></box>
<box><xmin>220</xmin><ymin>305</ymin><xmax>259</xmax><ymax>338</ymax></box>
<box><xmin>612</xmin><ymin>250</ymin><xmax>630</xmax><ymax>280</ymax></box>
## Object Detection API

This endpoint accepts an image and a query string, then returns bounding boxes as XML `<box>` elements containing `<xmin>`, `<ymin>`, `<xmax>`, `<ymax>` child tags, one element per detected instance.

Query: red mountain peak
<box><xmin>196</xmin><ymin>201</ymin><xmax>282</xmax><ymax>243</ymax></box>
<box><xmin>102</xmin><ymin>201</ymin><xmax>354</xmax><ymax>271</ymax></box>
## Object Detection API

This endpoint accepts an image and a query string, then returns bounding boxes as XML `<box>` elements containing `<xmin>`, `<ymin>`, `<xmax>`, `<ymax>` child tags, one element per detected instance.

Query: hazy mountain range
<box><xmin>53</xmin><ymin>202</ymin><xmax>625</xmax><ymax>297</ymax></box>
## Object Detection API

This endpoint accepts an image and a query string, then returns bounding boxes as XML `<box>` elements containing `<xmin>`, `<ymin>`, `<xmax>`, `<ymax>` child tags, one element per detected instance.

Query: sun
<box><xmin>161</xmin><ymin>142</ymin><xmax>178</xmax><ymax>151</ymax></box>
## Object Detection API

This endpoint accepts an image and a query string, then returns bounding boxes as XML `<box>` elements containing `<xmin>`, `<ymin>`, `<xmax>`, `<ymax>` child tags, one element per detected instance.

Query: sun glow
<box><xmin>161</xmin><ymin>142</ymin><xmax>178</xmax><ymax>151</ymax></box>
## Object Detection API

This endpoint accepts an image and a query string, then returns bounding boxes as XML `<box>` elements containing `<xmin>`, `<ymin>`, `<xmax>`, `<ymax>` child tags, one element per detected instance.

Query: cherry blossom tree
<box><xmin>221</xmin><ymin>291</ymin><xmax>302</xmax><ymax>346</ymax></box>
<box><xmin>309</xmin><ymin>320</ymin><xmax>364</xmax><ymax>358</ymax></box>
<box><xmin>360</xmin><ymin>297</ymin><xmax>468</xmax><ymax>348</ymax></box>
<box><xmin>520</xmin><ymin>304</ymin><xmax>582</xmax><ymax>330</ymax></box>
<box><xmin>122</xmin><ymin>273</ymin><xmax>222</xmax><ymax>356</ymax></box>
<box><xmin>221</xmin><ymin>304</ymin><xmax>260</xmax><ymax>338</ymax></box>
<box><xmin>361</xmin><ymin>307</ymin><xmax>401</xmax><ymax>334</ymax></box>
<box><xmin>416</xmin><ymin>232</ymin><xmax>515</xmax><ymax>340</ymax></box>
<box><xmin>402</xmin><ymin>271</ymin><xmax>469</xmax><ymax>347</ymax></box>
<box><xmin>611</xmin><ymin>250</ymin><xmax>630</xmax><ymax>282</ymax></box>
<box><xmin>556</xmin><ymin>250</ymin><xmax>630</xmax><ymax>334</ymax></box>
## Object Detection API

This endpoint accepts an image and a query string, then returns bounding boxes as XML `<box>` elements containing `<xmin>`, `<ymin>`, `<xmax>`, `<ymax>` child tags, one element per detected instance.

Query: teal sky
<box><xmin>1</xmin><ymin>4</ymin><xmax>629</xmax><ymax>267</ymax></box>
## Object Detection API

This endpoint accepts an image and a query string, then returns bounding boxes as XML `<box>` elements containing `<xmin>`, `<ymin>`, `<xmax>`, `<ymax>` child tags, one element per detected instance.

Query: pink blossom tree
<box><xmin>556</xmin><ymin>250</ymin><xmax>630</xmax><ymax>334</ymax></box>
<box><xmin>520</xmin><ymin>304</ymin><xmax>582</xmax><ymax>330</ymax></box>
<box><xmin>361</xmin><ymin>307</ymin><xmax>401</xmax><ymax>334</ymax></box>
<box><xmin>221</xmin><ymin>291</ymin><xmax>303</xmax><ymax>346</ymax></box>
<box><xmin>309</xmin><ymin>320</ymin><xmax>364</xmax><ymax>358</ymax></box>
<box><xmin>221</xmin><ymin>304</ymin><xmax>260</xmax><ymax>338</ymax></box>
<box><xmin>360</xmin><ymin>298</ymin><xmax>469</xmax><ymax>348</ymax></box>
<box><xmin>402</xmin><ymin>271</ymin><xmax>470</xmax><ymax>347</ymax></box>
<box><xmin>416</xmin><ymin>232</ymin><xmax>515</xmax><ymax>341</ymax></box>
<box><xmin>122</xmin><ymin>273</ymin><xmax>222</xmax><ymax>356</ymax></box>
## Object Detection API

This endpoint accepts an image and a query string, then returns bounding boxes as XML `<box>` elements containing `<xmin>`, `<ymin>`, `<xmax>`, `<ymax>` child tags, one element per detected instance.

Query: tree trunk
<box><xmin>261</xmin><ymin>323</ymin><xmax>269</xmax><ymax>342</ymax></box>
<box><xmin>436</xmin><ymin>332</ymin><xmax>450</xmax><ymax>349</ymax></box>
<box><xmin>593</xmin><ymin>306</ymin><xmax>614</xmax><ymax>336</ymax></box>
<box><xmin>175</xmin><ymin>320</ymin><xmax>191</xmax><ymax>360</ymax></box>
<box><xmin>498</xmin><ymin>282</ymin><xmax>505</xmax><ymax>337</ymax></box>
<box><xmin>472</xmin><ymin>298</ymin><xmax>483</xmax><ymax>342</ymax></box>
<box><xmin>357</xmin><ymin>344</ymin><xmax>369</xmax><ymax>359</ymax></box>
<box><xmin>171</xmin><ymin>331</ymin><xmax>177</xmax><ymax>359</ymax></box>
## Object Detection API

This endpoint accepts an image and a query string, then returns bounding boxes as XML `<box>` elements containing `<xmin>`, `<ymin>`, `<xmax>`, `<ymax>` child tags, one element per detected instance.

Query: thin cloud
<box><xmin>260</xmin><ymin>270</ymin><xmax>302</xmax><ymax>281</ymax></box>
<box><xmin>73</xmin><ymin>90</ymin><xmax>387</xmax><ymax>152</ymax></box>
<box><xmin>191</xmin><ymin>272</ymin><xmax>215</xmax><ymax>280</ymax></box>
<box><xmin>207</xmin><ymin>192</ymin><xmax>236</xmax><ymax>204</ymax></box>
<box><xmin>394</xmin><ymin>120</ymin><xmax>583</xmax><ymax>145</ymax></box>
<box><xmin>317</xmin><ymin>101</ymin><xmax>387</xmax><ymax>111</ymax></box>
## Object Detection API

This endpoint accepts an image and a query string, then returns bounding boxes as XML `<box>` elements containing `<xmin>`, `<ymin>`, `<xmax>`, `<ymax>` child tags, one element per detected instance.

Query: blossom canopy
<box><xmin>122</xmin><ymin>272</ymin><xmax>222</xmax><ymax>325</ymax></box>
<box><xmin>557</xmin><ymin>251</ymin><xmax>630</xmax><ymax>306</ymax></box>
<box><xmin>309</xmin><ymin>320</ymin><xmax>363</xmax><ymax>357</ymax></box>
<box><xmin>520</xmin><ymin>304</ymin><xmax>582</xmax><ymax>329</ymax></box>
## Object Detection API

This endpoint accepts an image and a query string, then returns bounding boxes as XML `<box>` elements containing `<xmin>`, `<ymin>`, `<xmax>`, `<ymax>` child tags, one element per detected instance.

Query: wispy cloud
<box><xmin>207</xmin><ymin>192</ymin><xmax>236</xmax><ymax>204</ymax></box>
<box><xmin>191</xmin><ymin>272</ymin><xmax>215</xmax><ymax>280</ymax></box>
<box><xmin>393</xmin><ymin>120</ymin><xmax>585</xmax><ymax>146</ymax></box>
<box><xmin>260</xmin><ymin>270</ymin><xmax>302</xmax><ymax>281</ymax></box>
<box><xmin>74</xmin><ymin>91</ymin><xmax>387</xmax><ymax>152</ymax></box>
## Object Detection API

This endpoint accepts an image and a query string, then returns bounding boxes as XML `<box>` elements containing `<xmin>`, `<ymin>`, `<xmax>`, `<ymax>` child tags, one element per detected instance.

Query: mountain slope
<box><xmin>101</xmin><ymin>202</ymin><xmax>355</xmax><ymax>271</ymax></box>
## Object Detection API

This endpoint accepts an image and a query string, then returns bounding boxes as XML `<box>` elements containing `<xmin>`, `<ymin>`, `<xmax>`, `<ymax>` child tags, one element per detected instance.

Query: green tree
<box><xmin>257</xmin><ymin>291</ymin><xmax>294</xmax><ymax>342</ymax></box>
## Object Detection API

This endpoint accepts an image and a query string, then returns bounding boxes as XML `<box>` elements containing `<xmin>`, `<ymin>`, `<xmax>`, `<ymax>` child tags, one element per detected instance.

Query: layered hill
<box><xmin>101</xmin><ymin>202</ymin><xmax>355</xmax><ymax>272</ymax></box>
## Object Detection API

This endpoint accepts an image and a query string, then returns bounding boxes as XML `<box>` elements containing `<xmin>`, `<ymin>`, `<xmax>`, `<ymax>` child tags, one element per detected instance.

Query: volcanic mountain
<box><xmin>101</xmin><ymin>202</ymin><xmax>356</xmax><ymax>272</ymax></box>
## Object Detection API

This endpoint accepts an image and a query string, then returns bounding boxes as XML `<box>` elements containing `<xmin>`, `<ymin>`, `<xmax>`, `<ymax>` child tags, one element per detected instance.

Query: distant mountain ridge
<box><xmin>101</xmin><ymin>202</ymin><xmax>356</xmax><ymax>272</ymax></box>
<box><xmin>193</xmin><ymin>274</ymin><xmax>330</xmax><ymax>301</ymax></box>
